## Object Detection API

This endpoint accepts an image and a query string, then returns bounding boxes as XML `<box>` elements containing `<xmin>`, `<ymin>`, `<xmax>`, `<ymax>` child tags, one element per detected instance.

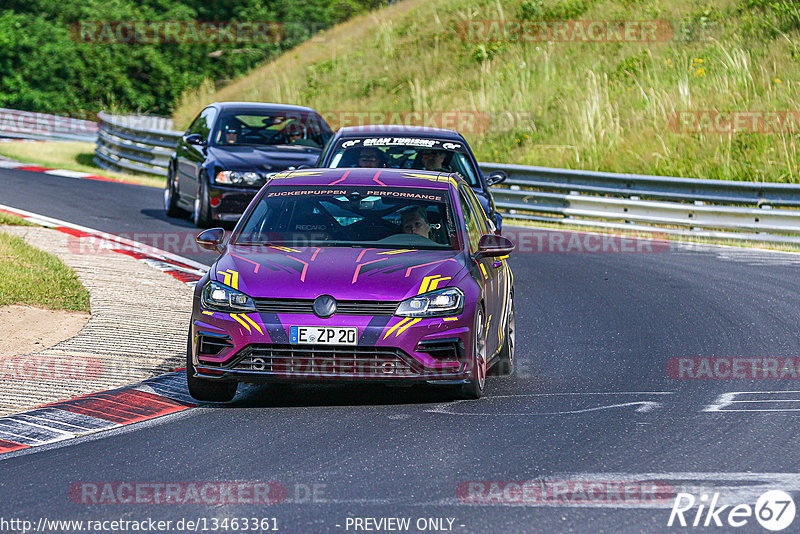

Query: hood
<box><xmin>213</xmin><ymin>246</ymin><xmax>467</xmax><ymax>302</ymax></box>
<box><xmin>207</xmin><ymin>145</ymin><xmax>320</xmax><ymax>173</ymax></box>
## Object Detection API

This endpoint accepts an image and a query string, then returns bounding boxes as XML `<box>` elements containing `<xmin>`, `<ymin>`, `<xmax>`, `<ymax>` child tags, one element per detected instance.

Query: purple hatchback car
<box><xmin>188</xmin><ymin>167</ymin><xmax>515</xmax><ymax>401</ymax></box>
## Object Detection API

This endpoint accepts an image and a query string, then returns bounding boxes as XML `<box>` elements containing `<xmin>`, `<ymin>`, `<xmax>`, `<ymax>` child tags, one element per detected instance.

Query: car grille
<box><xmin>252</xmin><ymin>298</ymin><xmax>398</xmax><ymax>316</ymax></box>
<box><xmin>227</xmin><ymin>344</ymin><xmax>420</xmax><ymax>377</ymax></box>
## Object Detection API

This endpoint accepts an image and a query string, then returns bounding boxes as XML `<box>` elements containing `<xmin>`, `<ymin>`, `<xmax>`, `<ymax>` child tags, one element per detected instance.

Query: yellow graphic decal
<box><xmin>418</xmin><ymin>275</ymin><xmax>452</xmax><ymax>295</ymax></box>
<box><xmin>230</xmin><ymin>313</ymin><xmax>251</xmax><ymax>333</ymax></box>
<box><xmin>269</xmin><ymin>245</ymin><xmax>301</xmax><ymax>253</ymax></box>
<box><xmin>378</xmin><ymin>249</ymin><xmax>414</xmax><ymax>255</ymax></box>
<box><xmin>396</xmin><ymin>318</ymin><xmax>421</xmax><ymax>335</ymax></box>
<box><xmin>479</xmin><ymin>264</ymin><xmax>488</xmax><ymax>279</ymax></box>
<box><xmin>418</xmin><ymin>275</ymin><xmax>441</xmax><ymax>295</ymax></box>
<box><xmin>383</xmin><ymin>318</ymin><xmax>410</xmax><ymax>340</ymax></box>
<box><xmin>288</xmin><ymin>170</ymin><xmax>325</xmax><ymax>177</ymax></box>
<box><xmin>201</xmin><ymin>311</ymin><xmax>214</xmax><ymax>316</ymax></box>
<box><xmin>429</xmin><ymin>276</ymin><xmax>451</xmax><ymax>291</ymax></box>
<box><xmin>400</xmin><ymin>172</ymin><xmax>441</xmax><ymax>181</ymax></box>
<box><xmin>241</xmin><ymin>314</ymin><xmax>264</xmax><ymax>335</ymax></box>
<box><xmin>443</xmin><ymin>317</ymin><xmax>459</xmax><ymax>322</ymax></box>
<box><xmin>220</xmin><ymin>269</ymin><xmax>239</xmax><ymax>290</ymax></box>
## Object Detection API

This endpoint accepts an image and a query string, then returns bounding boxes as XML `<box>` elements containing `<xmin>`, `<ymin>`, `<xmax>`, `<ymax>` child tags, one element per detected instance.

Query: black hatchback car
<box><xmin>165</xmin><ymin>102</ymin><xmax>333</xmax><ymax>227</ymax></box>
<box><xmin>315</xmin><ymin>125</ymin><xmax>506</xmax><ymax>230</ymax></box>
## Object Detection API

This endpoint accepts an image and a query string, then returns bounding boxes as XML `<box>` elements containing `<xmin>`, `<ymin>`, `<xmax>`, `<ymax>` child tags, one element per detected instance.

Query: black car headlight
<box><xmin>215</xmin><ymin>171</ymin><xmax>262</xmax><ymax>186</ymax></box>
<box><xmin>395</xmin><ymin>288</ymin><xmax>464</xmax><ymax>317</ymax></box>
<box><xmin>201</xmin><ymin>281</ymin><xmax>256</xmax><ymax>312</ymax></box>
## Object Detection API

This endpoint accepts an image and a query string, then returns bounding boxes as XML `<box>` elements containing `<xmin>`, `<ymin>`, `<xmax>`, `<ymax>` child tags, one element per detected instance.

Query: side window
<box><xmin>465</xmin><ymin>187</ymin><xmax>491</xmax><ymax>236</ymax></box>
<box><xmin>458</xmin><ymin>187</ymin><xmax>481</xmax><ymax>253</ymax></box>
<box><xmin>189</xmin><ymin>108</ymin><xmax>217</xmax><ymax>140</ymax></box>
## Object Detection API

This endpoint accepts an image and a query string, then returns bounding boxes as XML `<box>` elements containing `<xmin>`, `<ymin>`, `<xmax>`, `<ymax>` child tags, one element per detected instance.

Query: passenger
<box><xmin>401</xmin><ymin>207</ymin><xmax>431</xmax><ymax>238</ymax></box>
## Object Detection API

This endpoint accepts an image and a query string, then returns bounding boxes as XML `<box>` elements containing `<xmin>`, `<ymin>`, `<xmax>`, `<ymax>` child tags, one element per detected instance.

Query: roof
<box><xmin>337</xmin><ymin>125</ymin><xmax>465</xmax><ymax>140</ymax></box>
<box><xmin>208</xmin><ymin>101</ymin><xmax>321</xmax><ymax>113</ymax></box>
<box><xmin>267</xmin><ymin>167</ymin><xmax>462</xmax><ymax>190</ymax></box>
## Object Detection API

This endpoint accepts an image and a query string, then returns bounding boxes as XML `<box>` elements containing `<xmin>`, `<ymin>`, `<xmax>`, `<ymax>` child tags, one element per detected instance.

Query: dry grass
<box><xmin>173</xmin><ymin>0</ymin><xmax>800</xmax><ymax>183</ymax></box>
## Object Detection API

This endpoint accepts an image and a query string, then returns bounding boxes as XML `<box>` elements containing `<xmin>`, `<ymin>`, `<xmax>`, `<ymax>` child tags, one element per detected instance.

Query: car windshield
<box><xmin>212</xmin><ymin>110</ymin><xmax>332</xmax><ymax>148</ymax></box>
<box><xmin>326</xmin><ymin>137</ymin><xmax>479</xmax><ymax>186</ymax></box>
<box><xmin>235</xmin><ymin>185</ymin><xmax>458</xmax><ymax>250</ymax></box>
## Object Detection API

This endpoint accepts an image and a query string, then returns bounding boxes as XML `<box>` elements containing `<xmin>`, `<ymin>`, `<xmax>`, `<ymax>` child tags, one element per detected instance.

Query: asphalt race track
<box><xmin>2</xmin><ymin>168</ymin><xmax>800</xmax><ymax>533</ymax></box>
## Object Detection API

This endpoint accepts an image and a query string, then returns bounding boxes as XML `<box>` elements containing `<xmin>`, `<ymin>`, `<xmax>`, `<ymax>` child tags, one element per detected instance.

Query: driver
<box><xmin>285</xmin><ymin>123</ymin><xmax>304</xmax><ymax>144</ymax></box>
<box><xmin>356</xmin><ymin>147</ymin><xmax>386</xmax><ymax>168</ymax></box>
<box><xmin>419</xmin><ymin>149</ymin><xmax>448</xmax><ymax>171</ymax></box>
<box><xmin>223</xmin><ymin>124</ymin><xmax>239</xmax><ymax>145</ymax></box>
<box><xmin>401</xmin><ymin>207</ymin><xmax>431</xmax><ymax>238</ymax></box>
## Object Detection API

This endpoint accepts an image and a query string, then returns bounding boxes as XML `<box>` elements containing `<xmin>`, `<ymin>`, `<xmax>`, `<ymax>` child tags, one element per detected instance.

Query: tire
<box><xmin>489</xmin><ymin>296</ymin><xmax>515</xmax><ymax>376</ymax></box>
<box><xmin>163</xmin><ymin>164</ymin><xmax>185</xmax><ymax>218</ymax></box>
<box><xmin>192</xmin><ymin>177</ymin><xmax>212</xmax><ymax>228</ymax></box>
<box><xmin>186</xmin><ymin>333</ymin><xmax>237</xmax><ymax>402</ymax></box>
<box><xmin>459</xmin><ymin>307</ymin><xmax>487</xmax><ymax>399</ymax></box>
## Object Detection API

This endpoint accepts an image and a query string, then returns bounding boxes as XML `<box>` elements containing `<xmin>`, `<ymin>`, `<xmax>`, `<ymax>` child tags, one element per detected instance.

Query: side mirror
<box><xmin>184</xmin><ymin>134</ymin><xmax>207</xmax><ymax>147</ymax></box>
<box><xmin>477</xmin><ymin>234</ymin><xmax>515</xmax><ymax>257</ymax></box>
<box><xmin>295</xmin><ymin>164</ymin><xmax>311</xmax><ymax>170</ymax></box>
<box><xmin>196</xmin><ymin>228</ymin><xmax>225</xmax><ymax>253</ymax></box>
<box><xmin>486</xmin><ymin>170</ymin><xmax>507</xmax><ymax>186</ymax></box>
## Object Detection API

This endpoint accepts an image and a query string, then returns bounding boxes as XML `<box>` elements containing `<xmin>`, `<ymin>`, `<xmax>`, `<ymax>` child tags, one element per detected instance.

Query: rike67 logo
<box><xmin>668</xmin><ymin>490</ymin><xmax>796</xmax><ymax>531</ymax></box>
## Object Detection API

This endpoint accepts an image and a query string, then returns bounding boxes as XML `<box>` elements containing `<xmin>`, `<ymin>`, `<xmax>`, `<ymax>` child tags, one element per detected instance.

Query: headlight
<box><xmin>215</xmin><ymin>171</ymin><xmax>262</xmax><ymax>186</ymax></box>
<box><xmin>395</xmin><ymin>288</ymin><xmax>464</xmax><ymax>317</ymax></box>
<box><xmin>201</xmin><ymin>281</ymin><xmax>256</xmax><ymax>312</ymax></box>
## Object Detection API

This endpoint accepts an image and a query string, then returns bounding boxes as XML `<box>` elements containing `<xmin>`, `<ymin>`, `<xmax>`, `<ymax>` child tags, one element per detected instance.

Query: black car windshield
<box><xmin>235</xmin><ymin>185</ymin><xmax>458</xmax><ymax>250</ymax></box>
<box><xmin>212</xmin><ymin>110</ymin><xmax>332</xmax><ymax>149</ymax></box>
<box><xmin>326</xmin><ymin>137</ymin><xmax>479</xmax><ymax>186</ymax></box>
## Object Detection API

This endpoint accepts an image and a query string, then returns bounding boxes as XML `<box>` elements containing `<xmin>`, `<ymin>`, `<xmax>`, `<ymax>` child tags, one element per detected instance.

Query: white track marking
<box><xmin>44</xmin><ymin>169</ymin><xmax>94</xmax><ymax>178</ymax></box>
<box><xmin>704</xmin><ymin>391</ymin><xmax>800</xmax><ymax>412</ymax></box>
<box><xmin>426</xmin><ymin>392</ymin><xmax>672</xmax><ymax>416</ymax></box>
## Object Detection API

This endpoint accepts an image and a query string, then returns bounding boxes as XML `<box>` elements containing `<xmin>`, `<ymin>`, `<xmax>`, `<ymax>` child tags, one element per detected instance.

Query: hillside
<box><xmin>174</xmin><ymin>0</ymin><xmax>800</xmax><ymax>182</ymax></box>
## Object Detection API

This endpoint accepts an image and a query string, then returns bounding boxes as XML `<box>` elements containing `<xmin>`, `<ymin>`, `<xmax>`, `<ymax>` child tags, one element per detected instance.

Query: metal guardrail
<box><xmin>94</xmin><ymin>112</ymin><xmax>180</xmax><ymax>177</ymax></box>
<box><xmin>482</xmin><ymin>162</ymin><xmax>800</xmax><ymax>245</ymax></box>
<box><xmin>91</xmin><ymin>113</ymin><xmax>800</xmax><ymax>245</ymax></box>
<box><xmin>0</xmin><ymin>108</ymin><xmax>97</xmax><ymax>142</ymax></box>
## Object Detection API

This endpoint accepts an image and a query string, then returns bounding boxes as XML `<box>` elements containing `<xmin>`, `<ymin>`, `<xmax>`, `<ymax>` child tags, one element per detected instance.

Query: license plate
<box><xmin>290</xmin><ymin>326</ymin><xmax>358</xmax><ymax>345</ymax></box>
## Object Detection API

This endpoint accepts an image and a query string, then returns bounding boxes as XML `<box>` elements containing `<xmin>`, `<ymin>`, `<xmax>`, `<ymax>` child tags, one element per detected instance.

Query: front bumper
<box><xmin>190</xmin><ymin>309</ymin><xmax>473</xmax><ymax>384</ymax></box>
<box><xmin>207</xmin><ymin>184</ymin><xmax>260</xmax><ymax>221</ymax></box>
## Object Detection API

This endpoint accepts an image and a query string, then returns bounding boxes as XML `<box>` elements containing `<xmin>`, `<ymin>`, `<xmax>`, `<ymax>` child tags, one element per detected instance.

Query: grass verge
<box><xmin>0</xmin><ymin>231</ymin><xmax>90</xmax><ymax>312</ymax></box>
<box><xmin>0</xmin><ymin>212</ymin><xmax>35</xmax><ymax>226</ymax></box>
<box><xmin>0</xmin><ymin>141</ymin><xmax>165</xmax><ymax>188</ymax></box>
